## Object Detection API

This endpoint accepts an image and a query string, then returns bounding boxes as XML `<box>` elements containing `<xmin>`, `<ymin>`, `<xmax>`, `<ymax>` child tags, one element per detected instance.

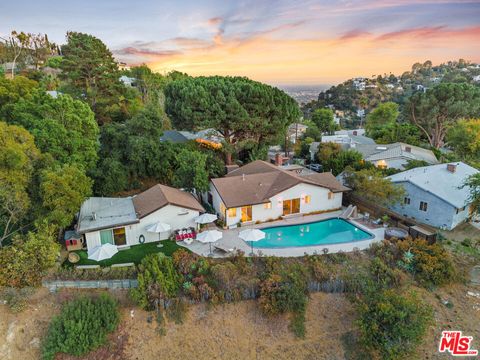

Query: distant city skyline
<box><xmin>1</xmin><ymin>0</ymin><xmax>480</xmax><ymax>85</ymax></box>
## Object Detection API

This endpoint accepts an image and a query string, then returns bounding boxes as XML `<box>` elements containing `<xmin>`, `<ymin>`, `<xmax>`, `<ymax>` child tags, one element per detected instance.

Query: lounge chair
<box><xmin>213</xmin><ymin>244</ymin><xmax>236</xmax><ymax>256</ymax></box>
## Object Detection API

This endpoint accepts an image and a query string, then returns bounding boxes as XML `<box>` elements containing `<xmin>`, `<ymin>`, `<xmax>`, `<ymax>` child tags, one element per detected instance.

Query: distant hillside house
<box><xmin>76</xmin><ymin>184</ymin><xmax>204</xmax><ymax>251</ymax></box>
<box><xmin>287</xmin><ymin>123</ymin><xmax>308</xmax><ymax>144</ymax></box>
<box><xmin>354</xmin><ymin>143</ymin><xmax>438</xmax><ymax>170</ymax></box>
<box><xmin>119</xmin><ymin>75</ymin><xmax>136</xmax><ymax>87</ymax></box>
<box><xmin>204</xmin><ymin>160</ymin><xmax>349</xmax><ymax>228</ymax></box>
<box><xmin>387</xmin><ymin>162</ymin><xmax>479</xmax><ymax>230</ymax></box>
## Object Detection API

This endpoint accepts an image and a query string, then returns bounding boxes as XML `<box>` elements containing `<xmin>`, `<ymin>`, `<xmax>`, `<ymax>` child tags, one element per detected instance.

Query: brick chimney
<box><xmin>405</xmin><ymin>146</ymin><xmax>412</xmax><ymax>153</ymax></box>
<box><xmin>447</xmin><ymin>163</ymin><xmax>457</xmax><ymax>173</ymax></box>
<box><xmin>352</xmin><ymin>130</ymin><xmax>358</xmax><ymax>136</ymax></box>
<box><xmin>275</xmin><ymin>153</ymin><xmax>283</xmax><ymax>166</ymax></box>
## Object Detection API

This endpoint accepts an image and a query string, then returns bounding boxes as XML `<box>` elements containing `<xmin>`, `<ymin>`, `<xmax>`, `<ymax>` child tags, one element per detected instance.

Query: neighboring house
<box><xmin>387</xmin><ymin>162</ymin><xmax>479</xmax><ymax>230</ymax></box>
<box><xmin>473</xmin><ymin>75</ymin><xmax>480</xmax><ymax>82</ymax></box>
<box><xmin>309</xmin><ymin>130</ymin><xmax>375</xmax><ymax>161</ymax></box>
<box><xmin>46</xmin><ymin>90</ymin><xmax>61</xmax><ymax>99</ymax></box>
<box><xmin>119</xmin><ymin>75</ymin><xmax>136</xmax><ymax>87</ymax></box>
<box><xmin>160</xmin><ymin>130</ymin><xmax>190</xmax><ymax>144</ymax></box>
<box><xmin>205</xmin><ymin>160</ymin><xmax>349</xmax><ymax>228</ymax></box>
<box><xmin>76</xmin><ymin>184</ymin><xmax>204</xmax><ymax>251</ymax></box>
<box><xmin>287</xmin><ymin>123</ymin><xmax>308</xmax><ymax>144</ymax></box>
<box><xmin>354</xmin><ymin>143</ymin><xmax>439</xmax><ymax>170</ymax></box>
<box><xmin>1</xmin><ymin>62</ymin><xmax>16</xmax><ymax>79</ymax></box>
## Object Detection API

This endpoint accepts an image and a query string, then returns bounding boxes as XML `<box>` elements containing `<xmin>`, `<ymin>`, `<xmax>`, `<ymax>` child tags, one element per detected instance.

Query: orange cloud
<box><xmin>139</xmin><ymin>25</ymin><xmax>480</xmax><ymax>84</ymax></box>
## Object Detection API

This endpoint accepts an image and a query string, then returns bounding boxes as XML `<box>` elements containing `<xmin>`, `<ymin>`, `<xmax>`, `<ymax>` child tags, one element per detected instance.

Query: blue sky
<box><xmin>2</xmin><ymin>0</ymin><xmax>480</xmax><ymax>84</ymax></box>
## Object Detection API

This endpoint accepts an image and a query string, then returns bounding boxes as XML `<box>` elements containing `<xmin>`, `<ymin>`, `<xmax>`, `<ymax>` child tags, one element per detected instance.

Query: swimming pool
<box><xmin>248</xmin><ymin>218</ymin><xmax>373</xmax><ymax>248</ymax></box>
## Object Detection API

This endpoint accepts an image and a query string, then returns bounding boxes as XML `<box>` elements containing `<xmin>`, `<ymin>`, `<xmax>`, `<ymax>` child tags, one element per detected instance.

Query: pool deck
<box><xmin>179</xmin><ymin>210</ymin><xmax>385</xmax><ymax>258</ymax></box>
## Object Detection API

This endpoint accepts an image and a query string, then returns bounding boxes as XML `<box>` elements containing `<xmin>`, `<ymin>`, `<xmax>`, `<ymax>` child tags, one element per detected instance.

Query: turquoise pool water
<box><xmin>249</xmin><ymin>218</ymin><xmax>373</xmax><ymax>248</ymax></box>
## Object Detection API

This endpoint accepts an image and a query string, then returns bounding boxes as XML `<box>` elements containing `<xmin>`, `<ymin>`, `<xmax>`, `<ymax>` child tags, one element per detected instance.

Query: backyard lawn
<box><xmin>64</xmin><ymin>240</ymin><xmax>185</xmax><ymax>267</ymax></box>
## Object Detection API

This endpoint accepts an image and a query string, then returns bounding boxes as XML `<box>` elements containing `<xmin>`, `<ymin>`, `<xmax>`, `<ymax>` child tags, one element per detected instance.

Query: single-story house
<box><xmin>387</xmin><ymin>162</ymin><xmax>479</xmax><ymax>230</ymax></box>
<box><xmin>309</xmin><ymin>130</ymin><xmax>375</xmax><ymax>161</ymax></box>
<box><xmin>204</xmin><ymin>160</ymin><xmax>349</xmax><ymax>228</ymax></box>
<box><xmin>76</xmin><ymin>184</ymin><xmax>204</xmax><ymax>251</ymax></box>
<box><xmin>354</xmin><ymin>142</ymin><xmax>439</xmax><ymax>170</ymax></box>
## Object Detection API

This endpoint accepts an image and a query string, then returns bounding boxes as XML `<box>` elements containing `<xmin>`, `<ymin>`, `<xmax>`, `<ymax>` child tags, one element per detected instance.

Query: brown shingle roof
<box><xmin>211</xmin><ymin>160</ymin><xmax>349</xmax><ymax>208</ymax></box>
<box><xmin>133</xmin><ymin>184</ymin><xmax>204</xmax><ymax>218</ymax></box>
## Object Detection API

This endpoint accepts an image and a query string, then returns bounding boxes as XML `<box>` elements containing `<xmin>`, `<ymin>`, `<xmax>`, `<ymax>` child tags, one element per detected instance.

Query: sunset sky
<box><xmin>1</xmin><ymin>0</ymin><xmax>480</xmax><ymax>85</ymax></box>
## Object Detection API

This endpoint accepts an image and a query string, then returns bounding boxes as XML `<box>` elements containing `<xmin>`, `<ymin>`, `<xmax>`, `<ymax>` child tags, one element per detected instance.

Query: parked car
<box><xmin>307</xmin><ymin>163</ymin><xmax>323</xmax><ymax>172</ymax></box>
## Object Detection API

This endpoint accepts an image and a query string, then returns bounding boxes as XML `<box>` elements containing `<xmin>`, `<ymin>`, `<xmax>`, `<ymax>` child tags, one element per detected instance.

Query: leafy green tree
<box><xmin>344</xmin><ymin>168</ymin><xmax>405</xmax><ymax>206</ymax></box>
<box><xmin>302</xmin><ymin>120</ymin><xmax>321</xmax><ymax>141</ymax></box>
<box><xmin>9</xmin><ymin>91</ymin><xmax>99</xmax><ymax>170</ymax></box>
<box><xmin>0</xmin><ymin>222</ymin><xmax>59</xmax><ymax>287</ymax></box>
<box><xmin>60</xmin><ymin>32</ymin><xmax>124</xmax><ymax>124</ymax></box>
<box><xmin>131</xmin><ymin>253</ymin><xmax>182</xmax><ymax>310</ymax></box>
<box><xmin>356</xmin><ymin>290</ymin><xmax>432</xmax><ymax>360</ymax></box>
<box><xmin>463</xmin><ymin>173</ymin><xmax>480</xmax><ymax>218</ymax></box>
<box><xmin>405</xmin><ymin>83</ymin><xmax>480</xmax><ymax>148</ymax></box>
<box><xmin>316</xmin><ymin>142</ymin><xmax>363</xmax><ymax>175</ymax></box>
<box><xmin>447</xmin><ymin>118</ymin><xmax>480</xmax><ymax>162</ymax></box>
<box><xmin>311</xmin><ymin>108</ymin><xmax>336</xmax><ymax>134</ymax></box>
<box><xmin>365</xmin><ymin>102</ymin><xmax>399</xmax><ymax>138</ymax></box>
<box><xmin>42</xmin><ymin>295</ymin><xmax>119</xmax><ymax>360</ymax></box>
<box><xmin>0</xmin><ymin>122</ymin><xmax>40</xmax><ymax>246</ymax></box>
<box><xmin>40</xmin><ymin>164</ymin><xmax>92</xmax><ymax>229</ymax></box>
<box><xmin>165</xmin><ymin>76</ymin><xmax>300</xmax><ymax>164</ymax></box>
<box><xmin>0</xmin><ymin>75</ymin><xmax>38</xmax><ymax>119</ymax></box>
<box><xmin>92</xmin><ymin>158</ymin><xmax>129</xmax><ymax>196</ymax></box>
<box><xmin>173</xmin><ymin>148</ymin><xmax>209</xmax><ymax>192</ymax></box>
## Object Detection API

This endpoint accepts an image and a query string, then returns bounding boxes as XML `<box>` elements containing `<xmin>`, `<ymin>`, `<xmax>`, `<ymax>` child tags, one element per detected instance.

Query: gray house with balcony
<box><xmin>387</xmin><ymin>162</ymin><xmax>479</xmax><ymax>230</ymax></box>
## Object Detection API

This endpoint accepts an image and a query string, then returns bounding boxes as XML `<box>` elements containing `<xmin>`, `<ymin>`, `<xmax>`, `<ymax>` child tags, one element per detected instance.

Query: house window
<box><xmin>100</xmin><ymin>227</ymin><xmax>126</xmax><ymax>246</ymax></box>
<box><xmin>328</xmin><ymin>192</ymin><xmax>334</xmax><ymax>200</ymax></box>
<box><xmin>228</xmin><ymin>208</ymin><xmax>237</xmax><ymax>218</ymax></box>
<box><xmin>456</xmin><ymin>206</ymin><xmax>465</xmax><ymax>214</ymax></box>
<box><xmin>305</xmin><ymin>195</ymin><xmax>311</xmax><ymax>204</ymax></box>
<box><xmin>100</xmin><ymin>230</ymin><xmax>114</xmax><ymax>245</ymax></box>
<box><xmin>264</xmin><ymin>202</ymin><xmax>272</xmax><ymax>209</ymax></box>
<box><xmin>404</xmin><ymin>197</ymin><xmax>411</xmax><ymax>205</ymax></box>
<box><xmin>419</xmin><ymin>201</ymin><xmax>428</xmax><ymax>212</ymax></box>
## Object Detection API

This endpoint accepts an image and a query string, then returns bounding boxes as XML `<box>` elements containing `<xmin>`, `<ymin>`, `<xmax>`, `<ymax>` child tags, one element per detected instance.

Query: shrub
<box><xmin>41</xmin><ymin>294</ymin><xmax>119</xmax><ymax>360</ymax></box>
<box><xmin>356</xmin><ymin>290</ymin><xmax>432</xmax><ymax>360</ymax></box>
<box><xmin>131</xmin><ymin>253</ymin><xmax>182</xmax><ymax>310</ymax></box>
<box><xmin>1</xmin><ymin>287</ymin><xmax>34</xmax><ymax>313</ymax></box>
<box><xmin>0</xmin><ymin>224</ymin><xmax>60</xmax><ymax>288</ymax></box>
<box><xmin>397</xmin><ymin>238</ymin><xmax>455</xmax><ymax>287</ymax></box>
<box><xmin>259</xmin><ymin>263</ymin><xmax>308</xmax><ymax>338</ymax></box>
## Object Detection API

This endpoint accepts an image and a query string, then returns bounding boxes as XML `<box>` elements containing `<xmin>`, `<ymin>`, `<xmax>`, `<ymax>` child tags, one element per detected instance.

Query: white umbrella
<box><xmin>194</xmin><ymin>213</ymin><xmax>218</xmax><ymax>224</ymax></box>
<box><xmin>146</xmin><ymin>222</ymin><xmax>171</xmax><ymax>233</ymax></box>
<box><xmin>196</xmin><ymin>230</ymin><xmax>222</xmax><ymax>256</ymax></box>
<box><xmin>146</xmin><ymin>222</ymin><xmax>171</xmax><ymax>244</ymax></box>
<box><xmin>239</xmin><ymin>229</ymin><xmax>266</xmax><ymax>255</ymax></box>
<box><xmin>87</xmin><ymin>243</ymin><xmax>118</xmax><ymax>261</ymax></box>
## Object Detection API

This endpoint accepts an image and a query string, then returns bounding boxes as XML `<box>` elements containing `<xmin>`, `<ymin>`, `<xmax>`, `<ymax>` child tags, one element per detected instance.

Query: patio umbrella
<box><xmin>194</xmin><ymin>213</ymin><xmax>217</xmax><ymax>224</ymax></box>
<box><xmin>146</xmin><ymin>222</ymin><xmax>172</xmax><ymax>243</ymax></box>
<box><xmin>239</xmin><ymin>229</ymin><xmax>266</xmax><ymax>255</ymax></box>
<box><xmin>87</xmin><ymin>243</ymin><xmax>118</xmax><ymax>261</ymax></box>
<box><xmin>196</xmin><ymin>230</ymin><xmax>222</xmax><ymax>256</ymax></box>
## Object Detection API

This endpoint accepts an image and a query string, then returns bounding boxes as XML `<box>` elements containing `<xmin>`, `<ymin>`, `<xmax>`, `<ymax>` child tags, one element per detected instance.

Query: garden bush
<box><xmin>131</xmin><ymin>253</ymin><xmax>182</xmax><ymax>310</ymax></box>
<box><xmin>356</xmin><ymin>289</ymin><xmax>432</xmax><ymax>360</ymax></box>
<box><xmin>370</xmin><ymin>238</ymin><xmax>456</xmax><ymax>288</ymax></box>
<box><xmin>41</xmin><ymin>294</ymin><xmax>119</xmax><ymax>360</ymax></box>
<box><xmin>259</xmin><ymin>263</ymin><xmax>309</xmax><ymax>338</ymax></box>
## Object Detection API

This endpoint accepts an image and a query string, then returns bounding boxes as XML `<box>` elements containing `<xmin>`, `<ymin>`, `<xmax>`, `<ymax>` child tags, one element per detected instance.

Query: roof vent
<box><xmin>242</xmin><ymin>173</ymin><xmax>245</xmax><ymax>181</ymax></box>
<box><xmin>376</xmin><ymin>146</ymin><xmax>388</xmax><ymax>150</ymax></box>
<box><xmin>91</xmin><ymin>212</ymin><xmax>97</xmax><ymax>221</ymax></box>
<box><xmin>405</xmin><ymin>146</ymin><xmax>412</xmax><ymax>153</ymax></box>
<box><xmin>447</xmin><ymin>163</ymin><xmax>457</xmax><ymax>173</ymax></box>
<box><xmin>352</xmin><ymin>130</ymin><xmax>358</xmax><ymax>136</ymax></box>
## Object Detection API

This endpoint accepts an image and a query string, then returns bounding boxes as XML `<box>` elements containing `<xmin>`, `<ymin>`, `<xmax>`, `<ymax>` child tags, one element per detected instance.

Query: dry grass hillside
<box><xmin>1</xmin><ymin>281</ymin><xmax>479</xmax><ymax>360</ymax></box>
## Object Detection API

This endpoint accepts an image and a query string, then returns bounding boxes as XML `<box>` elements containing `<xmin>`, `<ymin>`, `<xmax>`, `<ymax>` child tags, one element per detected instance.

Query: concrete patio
<box><xmin>179</xmin><ymin>210</ymin><xmax>385</xmax><ymax>258</ymax></box>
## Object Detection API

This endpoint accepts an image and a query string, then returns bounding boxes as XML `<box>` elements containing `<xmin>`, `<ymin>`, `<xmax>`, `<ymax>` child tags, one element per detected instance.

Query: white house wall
<box><xmin>209</xmin><ymin>182</ymin><xmax>342</xmax><ymax>227</ymax></box>
<box><xmin>84</xmin><ymin>205</ymin><xmax>200</xmax><ymax>250</ymax></box>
